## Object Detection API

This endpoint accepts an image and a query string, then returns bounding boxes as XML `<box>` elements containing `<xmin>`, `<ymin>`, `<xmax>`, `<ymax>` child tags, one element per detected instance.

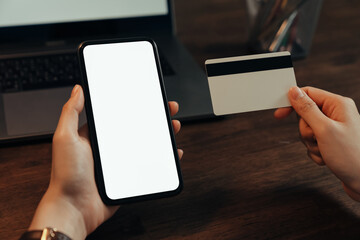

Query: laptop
<box><xmin>0</xmin><ymin>0</ymin><xmax>213</xmax><ymax>142</ymax></box>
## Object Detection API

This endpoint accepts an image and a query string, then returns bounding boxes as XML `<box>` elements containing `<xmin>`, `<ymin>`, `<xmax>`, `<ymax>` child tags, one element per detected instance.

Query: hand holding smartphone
<box><xmin>78</xmin><ymin>38</ymin><xmax>182</xmax><ymax>205</ymax></box>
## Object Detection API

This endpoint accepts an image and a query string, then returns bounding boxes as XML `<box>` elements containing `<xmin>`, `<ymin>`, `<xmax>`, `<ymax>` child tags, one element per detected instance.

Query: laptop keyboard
<box><xmin>0</xmin><ymin>52</ymin><xmax>174</xmax><ymax>93</ymax></box>
<box><xmin>0</xmin><ymin>54</ymin><xmax>80</xmax><ymax>93</ymax></box>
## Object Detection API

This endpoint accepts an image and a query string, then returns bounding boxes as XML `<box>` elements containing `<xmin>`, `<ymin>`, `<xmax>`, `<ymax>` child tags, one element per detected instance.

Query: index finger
<box><xmin>168</xmin><ymin>101</ymin><xmax>179</xmax><ymax>117</ymax></box>
<box><xmin>274</xmin><ymin>107</ymin><xmax>293</xmax><ymax>119</ymax></box>
<box><xmin>302</xmin><ymin>86</ymin><xmax>343</xmax><ymax>108</ymax></box>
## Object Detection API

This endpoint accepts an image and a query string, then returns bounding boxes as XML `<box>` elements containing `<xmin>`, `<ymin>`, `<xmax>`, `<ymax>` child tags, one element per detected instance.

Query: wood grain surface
<box><xmin>1</xmin><ymin>0</ymin><xmax>360</xmax><ymax>239</ymax></box>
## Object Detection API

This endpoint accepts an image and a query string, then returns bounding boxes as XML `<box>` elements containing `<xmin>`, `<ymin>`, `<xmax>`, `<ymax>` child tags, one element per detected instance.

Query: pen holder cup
<box><xmin>246</xmin><ymin>0</ymin><xmax>323</xmax><ymax>59</ymax></box>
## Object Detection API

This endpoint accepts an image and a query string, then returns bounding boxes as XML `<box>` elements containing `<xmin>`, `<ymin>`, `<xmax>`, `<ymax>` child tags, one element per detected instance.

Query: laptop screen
<box><xmin>0</xmin><ymin>0</ymin><xmax>168</xmax><ymax>28</ymax></box>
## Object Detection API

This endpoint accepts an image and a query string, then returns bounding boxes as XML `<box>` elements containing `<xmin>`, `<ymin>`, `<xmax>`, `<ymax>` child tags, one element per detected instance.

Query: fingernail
<box><xmin>290</xmin><ymin>86</ymin><xmax>304</xmax><ymax>100</ymax></box>
<box><xmin>71</xmin><ymin>85</ymin><xmax>80</xmax><ymax>97</ymax></box>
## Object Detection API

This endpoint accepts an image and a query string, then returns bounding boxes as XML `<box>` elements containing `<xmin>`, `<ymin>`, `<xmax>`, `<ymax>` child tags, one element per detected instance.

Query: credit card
<box><xmin>205</xmin><ymin>52</ymin><xmax>297</xmax><ymax>116</ymax></box>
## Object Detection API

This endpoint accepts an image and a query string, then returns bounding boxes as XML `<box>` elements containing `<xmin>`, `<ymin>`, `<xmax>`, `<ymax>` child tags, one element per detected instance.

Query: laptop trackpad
<box><xmin>3</xmin><ymin>87</ymin><xmax>77</xmax><ymax>136</ymax></box>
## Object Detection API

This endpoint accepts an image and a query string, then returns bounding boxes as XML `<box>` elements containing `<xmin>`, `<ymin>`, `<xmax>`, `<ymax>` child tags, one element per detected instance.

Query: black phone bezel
<box><xmin>78</xmin><ymin>38</ymin><xmax>183</xmax><ymax>205</ymax></box>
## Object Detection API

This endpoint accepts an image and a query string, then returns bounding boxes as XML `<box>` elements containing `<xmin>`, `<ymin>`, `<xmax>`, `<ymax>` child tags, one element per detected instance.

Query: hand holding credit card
<box><xmin>205</xmin><ymin>52</ymin><xmax>297</xmax><ymax>116</ymax></box>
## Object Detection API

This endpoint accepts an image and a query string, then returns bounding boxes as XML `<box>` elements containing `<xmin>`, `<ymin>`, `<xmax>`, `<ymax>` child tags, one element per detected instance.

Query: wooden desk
<box><xmin>1</xmin><ymin>0</ymin><xmax>360</xmax><ymax>239</ymax></box>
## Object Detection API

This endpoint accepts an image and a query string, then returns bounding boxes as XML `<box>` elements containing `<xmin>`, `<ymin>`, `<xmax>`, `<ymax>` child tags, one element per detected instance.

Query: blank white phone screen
<box><xmin>83</xmin><ymin>41</ymin><xmax>179</xmax><ymax>200</ymax></box>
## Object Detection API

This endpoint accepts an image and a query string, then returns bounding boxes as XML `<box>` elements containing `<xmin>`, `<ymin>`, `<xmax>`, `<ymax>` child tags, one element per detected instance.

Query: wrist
<box><xmin>29</xmin><ymin>189</ymin><xmax>87</xmax><ymax>240</ymax></box>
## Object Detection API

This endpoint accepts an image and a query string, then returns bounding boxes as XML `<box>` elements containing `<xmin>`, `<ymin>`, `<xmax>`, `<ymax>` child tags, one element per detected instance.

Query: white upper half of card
<box><xmin>206</xmin><ymin>52</ymin><xmax>297</xmax><ymax>116</ymax></box>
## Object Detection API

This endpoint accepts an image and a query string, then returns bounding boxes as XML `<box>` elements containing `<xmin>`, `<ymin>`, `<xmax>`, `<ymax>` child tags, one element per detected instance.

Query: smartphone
<box><xmin>78</xmin><ymin>38</ymin><xmax>183</xmax><ymax>205</ymax></box>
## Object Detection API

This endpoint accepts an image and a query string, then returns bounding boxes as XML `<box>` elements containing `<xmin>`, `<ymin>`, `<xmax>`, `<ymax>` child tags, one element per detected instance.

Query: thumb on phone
<box><xmin>54</xmin><ymin>85</ymin><xmax>84</xmax><ymax>141</ymax></box>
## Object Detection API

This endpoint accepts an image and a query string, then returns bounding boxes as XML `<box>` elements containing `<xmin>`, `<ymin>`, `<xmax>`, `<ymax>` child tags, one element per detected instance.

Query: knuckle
<box><xmin>61</xmin><ymin>102</ymin><xmax>72</xmax><ymax>114</ymax></box>
<box><xmin>53</xmin><ymin>131</ymin><xmax>65</xmax><ymax>143</ymax></box>
<box><xmin>307</xmin><ymin>150</ymin><xmax>325</xmax><ymax>166</ymax></box>
<box><xmin>343</xmin><ymin>97</ymin><xmax>356</xmax><ymax>107</ymax></box>
<box><xmin>299</xmin><ymin>131</ymin><xmax>310</xmax><ymax>143</ymax></box>
<box><xmin>61</xmin><ymin>102</ymin><xmax>78</xmax><ymax>118</ymax></box>
<box><xmin>53</xmin><ymin>129</ymin><xmax>73</xmax><ymax>144</ymax></box>
<box><xmin>298</xmin><ymin>100</ymin><xmax>316</xmax><ymax>114</ymax></box>
<box><xmin>336</xmin><ymin>95</ymin><xmax>355</xmax><ymax>107</ymax></box>
<box><xmin>299</xmin><ymin>125</ymin><xmax>313</xmax><ymax>140</ymax></box>
<box><xmin>316</xmin><ymin>159</ymin><xmax>326</xmax><ymax>166</ymax></box>
<box><xmin>316</xmin><ymin>120</ymin><xmax>335</xmax><ymax>136</ymax></box>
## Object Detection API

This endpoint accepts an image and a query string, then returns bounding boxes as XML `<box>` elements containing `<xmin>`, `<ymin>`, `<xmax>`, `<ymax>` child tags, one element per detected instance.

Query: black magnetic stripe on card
<box><xmin>206</xmin><ymin>55</ymin><xmax>293</xmax><ymax>77</ymax></box>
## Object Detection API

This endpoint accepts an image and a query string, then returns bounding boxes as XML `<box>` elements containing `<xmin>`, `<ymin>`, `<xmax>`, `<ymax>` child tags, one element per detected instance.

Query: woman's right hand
<box><xmin>275</xmin><ymin>86</ymin><xmax>360</xmax><ymax>202</ymax></box>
